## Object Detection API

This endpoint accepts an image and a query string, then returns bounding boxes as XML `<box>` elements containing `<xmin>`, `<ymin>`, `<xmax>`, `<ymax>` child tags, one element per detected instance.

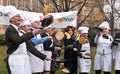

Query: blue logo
<box><xmin>62</xmin><ymin>17</ymin><xmax>74</xmax><ymax>22</ymax></box>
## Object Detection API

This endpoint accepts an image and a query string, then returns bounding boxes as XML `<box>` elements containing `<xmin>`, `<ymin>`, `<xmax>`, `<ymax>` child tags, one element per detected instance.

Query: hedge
<box><xmin>0</xmin><ymin>34</ymin><xmax>6</xmax><ymax>45</ymax></box>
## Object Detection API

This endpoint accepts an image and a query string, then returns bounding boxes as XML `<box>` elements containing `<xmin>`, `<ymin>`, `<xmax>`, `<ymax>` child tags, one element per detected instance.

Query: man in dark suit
<box><xmin>41</xmin><ymin>25</ymin><xmax>61</xmax><ymax>74</ymax></box>
<box><xmin>4</xmin><ymin>5</ymin><xmax>51</xmax><ymax>74</ymax></box>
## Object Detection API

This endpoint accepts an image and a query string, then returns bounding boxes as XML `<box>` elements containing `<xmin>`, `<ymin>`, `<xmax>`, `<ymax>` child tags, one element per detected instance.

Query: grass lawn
<box><xmin>0</xmin><ymin>45</ymin><xmax>115</xmax><ymax>74</ymax></box>
<box><xmin>0</xmin><ymin>45</ymin><xmax>8</xmax><ymax>74</ymax></box>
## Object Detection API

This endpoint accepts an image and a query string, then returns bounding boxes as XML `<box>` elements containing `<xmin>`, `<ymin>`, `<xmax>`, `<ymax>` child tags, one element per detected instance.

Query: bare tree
<box><xmin>97</xmin><ymin>0</ymin><xmax>120</xmax><ymax>35</ymax></box>
<box><xmin>38</xmin><ymin>0</ymin><xmax>95</xmax><ymax>28</ymax></box>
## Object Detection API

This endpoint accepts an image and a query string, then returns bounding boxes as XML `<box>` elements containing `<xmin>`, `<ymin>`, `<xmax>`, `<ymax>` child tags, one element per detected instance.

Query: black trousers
<box><xmin>95</xmin><ymin>70</ymin><xmax>101</xmax><ymax>74</ymax></box>
<box><xmin>4</xmin><ymin>56</ymin><xmax>11</xmax><ymax>74</ymax></box>
<box><xmin>95</xmin><ymin>70</ymin><xmax>110</xmax><ymax>74</ymax></box>
<box><xmin>115</xmin><ymin>70</ymin><xmax>120</xmax><ymax>74</ymax></box>
<box><xmin>104</xmin><ymin>72</ymin><xmax>110</xmax><ymax>74</ymax></box>
<box><xmin>50</xmin><ymin>71</ymin><xmax>55</xmax><ymax>74</ymax></box>
<box><xmin>80</xmin><ymin>73</ymin><xmax>89</xmax><ymax>74</ymax></box>
<box><xmin>32</xmin><ymin>73</ymin><xmax>40</xmax><ymax>74</ymax></box>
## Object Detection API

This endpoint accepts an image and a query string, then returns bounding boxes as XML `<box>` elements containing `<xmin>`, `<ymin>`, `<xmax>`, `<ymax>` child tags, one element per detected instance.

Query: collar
<box><xmin>45</xmin><ymin>32</ymin><xmax>50</xmax><ymax>36</ymax></box>
<box><xmin>11</xmin><ymin>24</ymin><xmax>19</xmax><ymax>30</ymax></box>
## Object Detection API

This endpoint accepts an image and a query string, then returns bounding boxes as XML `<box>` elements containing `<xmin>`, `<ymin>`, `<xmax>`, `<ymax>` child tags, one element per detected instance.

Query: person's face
<box><xmin>31</xmin><ymin>21</ymin><xmax>39</xmax><ymax>29</ymax></box>
<box><xmin>102</xmin><ymin>28</ymin><xmax>109</xmax><ymax>35</ymax></box>
<box><xmin>21</xmin><ymin>25</ymin><xmax>32</xmax><ymax>32</ymax></box>
<box><xmin>68</xmin><ymin>28</ymin><xmax>73</xmax><ymax>36</ymax></box>
<box><xmin>81</xmin><ymin>33</ymin><xmax>88</xmax><ymax>38</ymax></box>
<box><xmin>10</xmin><ymin>14</ymin><xmax>21</xmax><ymax>26</ymax></box>
<box><xmin>45</xmin><ymin>28</ymin><xmax>52</xmax><ymax>34</ymax></box>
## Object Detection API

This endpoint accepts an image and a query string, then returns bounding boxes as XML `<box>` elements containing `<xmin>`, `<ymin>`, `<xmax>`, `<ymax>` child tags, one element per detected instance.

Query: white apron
<box><xmin>44</xmin><ymin>50</ymin><xmax>52</xmax><ymax>71</ymax></box>
<box><xmin>29</xmin><ymin>34</ymin><xmax>45</xmax><ymax>73</ymax></box>
<box><xmin>8</xmin><ymin>29</ymin><xmax>31</xmax><ymax>74</ymax></box>
<box><xmin>94</xmin><ymin>53</ymin><xmax>112</xmax><ymax>71</ymax></box>
<box><xmin>94</xmin><ymin>35</ymin><xmax>113</xmax><ymax>71</ymax></box>
<box><xmin>43</xmin><ymin>33</ymin><xmax>52</xmax><ymax>71</ymax></box>
<box><xmin>78</xmin><ymin>42</ymin><xmax>91</xmax><ymax>73</ymax></box>
<box><xmin>115</xmin><ymin>43</ymin><xmax>120</xmax><ymax>70</ymax></box>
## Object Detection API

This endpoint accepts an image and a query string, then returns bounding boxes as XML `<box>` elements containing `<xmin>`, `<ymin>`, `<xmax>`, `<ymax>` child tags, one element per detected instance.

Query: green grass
<box><xmin>0</xmin><ymin>45</ymin><xmax>115</xmax><ymax>74</ymax></box>
<box><xmin>0</xmin><ymin>45</ymin><xmax>8</xmax><ymax>74</ymax></box>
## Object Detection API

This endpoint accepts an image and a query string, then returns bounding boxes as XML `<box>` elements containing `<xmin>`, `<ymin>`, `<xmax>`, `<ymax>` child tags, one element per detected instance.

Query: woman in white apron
<box><xmin>77</xmin><ymin>26</ymin><xmax>91</xmax><ymax>74</ymax></box>
<box><xmin>94</xmin><ymin>21</ymin><xmax>113</xmax><ymax>74</ymax></box>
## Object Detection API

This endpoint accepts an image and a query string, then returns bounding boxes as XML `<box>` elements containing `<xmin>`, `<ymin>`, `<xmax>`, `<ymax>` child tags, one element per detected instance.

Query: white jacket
<box><xmin>94</xmin><ymin>34</ymin><xmax>113</xmax><ymax>55</ymax></box>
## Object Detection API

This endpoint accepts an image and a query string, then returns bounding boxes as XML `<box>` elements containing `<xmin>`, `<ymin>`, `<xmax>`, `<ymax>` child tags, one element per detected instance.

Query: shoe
<box><xmin>61</xmin><ymin>67</ymin><xmax>70</xmax><ymax>73</ymax></box>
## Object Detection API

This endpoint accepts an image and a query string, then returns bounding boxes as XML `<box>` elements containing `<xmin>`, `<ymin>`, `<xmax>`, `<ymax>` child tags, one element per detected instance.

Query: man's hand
<box><xmin>45</xmin><ymin>56</ymin><xmax>52</xmax><ymax>61</ymax></box>
<box><xmin>85</xmin><ymin>52</ymin><xmax>91</xmax><ymax>56</ymax></box>
<box><xmin>47</xmin><ymin>36</ymin><xmax>53</xmax><ymax>40</ymax></box>
<box><xmin>32</xmin><ymin>29</ymin><xmax>41</xmax><ymax>35</ymax></box>
<box><xmin>54</xmin><ymin>47</ymin><xmax>62</xmax><ymax>50</ymax></box>
<box><xmin>73</xmin><ymin>48</ymin><xmax>78</xmax><ymax>52</ymax></box>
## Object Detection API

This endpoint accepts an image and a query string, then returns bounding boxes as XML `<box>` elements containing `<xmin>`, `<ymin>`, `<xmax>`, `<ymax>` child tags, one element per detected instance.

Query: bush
<box><xmin>88</xmin><ymin>32</ymin><xmax>97</xmax><ymax>47</ymax></box>
<box><xmin>0</xmin><ymin>34</ymin><xmax>6</xmax><ymax>45</ymax></box>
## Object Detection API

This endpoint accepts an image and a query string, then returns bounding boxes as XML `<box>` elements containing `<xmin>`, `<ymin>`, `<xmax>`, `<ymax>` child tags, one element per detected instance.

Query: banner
<box><xmin>0</xmin><ymin>11</ymin><xmax>44</xmax><ymax>25</ymax></box>
<box><xmin>0</xmin><ymin>15</ymin><xmax>9</xmax><ymax>25</ymax></box>
<box><xmin>49</xmin><ymin>11</ymin><xmax>77</xmax><ymax>28</ymax></box>
<box><xmin>0</xmin><ymin>10</ymin><xmax>77</xmax><ymax>28</ymax></box>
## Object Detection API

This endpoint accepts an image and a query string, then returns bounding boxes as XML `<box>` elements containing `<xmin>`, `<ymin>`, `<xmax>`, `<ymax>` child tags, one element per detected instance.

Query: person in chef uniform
<box><xmin>41</xmin><ymin>25</ymin><xmax>61</xmax><ymax>74</ymax></box>
<box><xmin>4</xmin><ymin>5</ymin><xmax>51</xmax><ymax>74</ymax></box>
<box><xmin>77</xmin><ymin>26</ymin><xmax>91</xmax><ymax>74</ymax></box>
<box><xmin>29</xmin><ymin>16</ymin><xmax>53</xmax><ymax>74</ymax></box>
<box><xmin>94</xmin><ymin>21</ymin><xmax>113</xmax><ymax>74</ymax></box>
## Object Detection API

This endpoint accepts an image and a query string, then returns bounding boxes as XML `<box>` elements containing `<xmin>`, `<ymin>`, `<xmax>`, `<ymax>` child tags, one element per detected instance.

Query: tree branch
<box><xmin>69</xmin><ymin>1</ymin><xmax>83</xmax><ymax>11</ymax></box>
<box><xmin>39</xmin><ymin>0</ymin><xmax>45</xmax><ymax>7</ymax></box>
<box><xmin>97</xmin><ymin>0</ymin><xmax>110</xmax><ymax>22</ymax></box>
<box><xmin>51</xmin><ymin>0</ymin><xmax>63</xmax><ymax>12</ymax></box>
<box><xmin>77</xmin><ymin>0</ymin><xmax>87</xmax><ymax>15</ymax></box>
<box><xmin>77</xmin><ymin>6</ymin><xmax>95</xmax><ymax>28</ymax></box>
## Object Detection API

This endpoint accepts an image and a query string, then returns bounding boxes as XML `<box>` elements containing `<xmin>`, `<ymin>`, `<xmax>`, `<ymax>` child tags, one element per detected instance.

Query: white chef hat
<box><xmin>19</xmin><ymin>14</ymin><xmax>31</xmax><ymax>27</ymax></box>
<box><xmin>99</xmin><ymin>21</ymin><xmax>110</xmax><ymax>29</ymax></box>
<box><xmin>3</xmin><ymin>5</ymin><xmax>20</xmax><ymax>20</ymax></box>
<box><xmin>78</xmin><ymin>26</ymin><xmax>89</xmax><ymax>34</ymax></box>
<box><xmin>19</xmin><ymin>20</ymin><xmax>31</xmax><ymax>27</ymax></box>
<box><xmin>44</xmin><ymin>25</ymin><xmax>51</xmax><ymax>30</ymax></box>
<box><xmin>29</xmin><ymin>16</ymin><xmax>40</xmax><ymax>23</ymax></box>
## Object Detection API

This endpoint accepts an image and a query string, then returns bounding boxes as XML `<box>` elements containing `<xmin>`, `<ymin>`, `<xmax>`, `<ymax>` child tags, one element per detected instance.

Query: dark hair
<box><xmin>65</xmin><ymin>26</ymin><xmax>75</xmax><ymax>32</ymax></box>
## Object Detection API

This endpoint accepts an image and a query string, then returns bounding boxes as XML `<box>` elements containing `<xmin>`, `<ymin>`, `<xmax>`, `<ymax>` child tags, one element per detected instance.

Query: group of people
<box><xmin>2</xmin><ymin>4</ymin><xmax>120</xmax><ymax>74</ymax></box>
<box><xmin>61</xmin><ymin>21</ymin><xmax>120</xmax><ymax>74</ymax></box>
<box><xmin>94</xmin><ymin>21</ymin><xmax>120</xmax><ymax>74</ymax></box>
